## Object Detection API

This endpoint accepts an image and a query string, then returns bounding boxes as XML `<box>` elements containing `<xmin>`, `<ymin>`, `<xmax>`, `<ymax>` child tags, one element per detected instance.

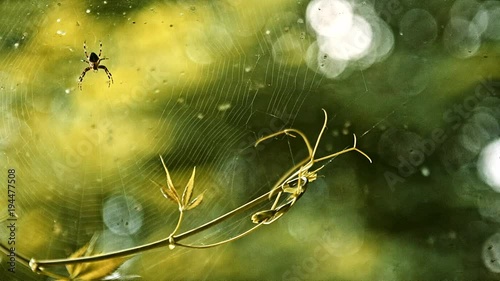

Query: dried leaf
<box><xmin>157</xmin><ymin>156</ymin><xmax>201</xmax><ymax>211</ymax></box>
<box><xmin>160</xmin><ymin>156</ymin><xmax>179</xmax><ymax>198</ymax></box>
<box><xmin>184</xmin><ymin>193</ymin><xmax>203</xmax><ymax>211</ymax></box>
<box><xmin>65</xmin><ymin>234</ymin><xmax>129</xmax><ymax>281</ymax></box>
<box><xmin>71</xmin><ymin>256</ymin><xmax>128</xmax><ymax>281</ymax></box>
<box><xmin>251</xmin><ymin>210</ymin><xmax>277</xmax><ymax>224</ymax></box>
<box><xmin>66</xmin><ymin>234</ymin><xmax>98</xmax><ymax>278</ymax></box>
<box><xmin>159</xmin><ymin>156</ymin><xmax>180</xmax><ymax>204</ymax></box>
<box><xmin>152</xmin><ymin>180</ymin><xmax>178</xmax><ymax>204</ymax></box>
<box><xmin>160</xmin><ymin>184</ymin><xmax>180</xmax><ymax>204</ymax></box>
<box><xmin>251</xmin><ymin>202</ymin><xmax>292</xmax><ymax>224</ymax></box>
<box><xmin>182</xmin><ymin>167</ymin><xmax>196</xmax><ymax>207</ymax></box>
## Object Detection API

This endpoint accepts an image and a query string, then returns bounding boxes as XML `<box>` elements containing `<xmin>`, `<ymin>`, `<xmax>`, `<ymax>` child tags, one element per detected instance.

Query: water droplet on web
<box><xmin>217</xmin><ymin>102</ymin><xmax>231</xmax><ymax>112</ymax></box>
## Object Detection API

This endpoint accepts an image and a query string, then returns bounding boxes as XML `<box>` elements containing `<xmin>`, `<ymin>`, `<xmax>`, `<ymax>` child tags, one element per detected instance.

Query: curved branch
<box><xmin>30</xmin><ymin>189</ymin><xmax>274</xmax><ymax>269</ymax></box>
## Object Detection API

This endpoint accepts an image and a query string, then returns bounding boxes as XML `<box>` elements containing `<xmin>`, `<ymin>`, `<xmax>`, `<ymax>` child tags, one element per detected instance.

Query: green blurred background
<box><xmin>1</xmin><ymin>0</ymin><xmax>500</xmax><ymax>280</ymax></box>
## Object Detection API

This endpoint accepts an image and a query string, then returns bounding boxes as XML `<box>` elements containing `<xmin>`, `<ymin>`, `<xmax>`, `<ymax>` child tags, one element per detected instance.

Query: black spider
<box><xmin>78</xmin><ymin>41</ymin><xmax>113</xmax><ymax>90</ymax></box>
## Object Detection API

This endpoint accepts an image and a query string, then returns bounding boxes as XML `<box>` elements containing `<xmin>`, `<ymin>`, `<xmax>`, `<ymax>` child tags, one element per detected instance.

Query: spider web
<box><xmin>2</xmin><ymin>0</ymin><xmax>499</xmax><ymax>280</ymax></box>
<box><xmin>3</xmin><ymin>0</ymin><xmax>395</xmax><ymax>280</ymax></box>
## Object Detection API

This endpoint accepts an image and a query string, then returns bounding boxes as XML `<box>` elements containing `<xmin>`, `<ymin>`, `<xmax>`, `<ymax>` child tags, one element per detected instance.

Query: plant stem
<box><xmin>0</xmin><ymin>243</ymin><xmax>31</xmax><ymax>267</ymax></box>
<box><xmin>171</xmin><ymin>209</ymin><xmax>184</xmax><ymax>237</ymax></box>
<box><xmin>30</xmin><ymin>189</ymin><xmax>273</xmax><ymax>268</ymax></box>
<box><xmin>175</xmin><ymin>223</ymin><xmax>263</xmax><ymax>249</ymax></box>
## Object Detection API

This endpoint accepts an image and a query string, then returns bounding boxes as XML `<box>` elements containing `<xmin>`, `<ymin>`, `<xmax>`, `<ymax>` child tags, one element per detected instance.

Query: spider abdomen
<box><xmin>89</xmin><ymin>52</ymin><xmax>99</xmax><ymax>62</ymax></box>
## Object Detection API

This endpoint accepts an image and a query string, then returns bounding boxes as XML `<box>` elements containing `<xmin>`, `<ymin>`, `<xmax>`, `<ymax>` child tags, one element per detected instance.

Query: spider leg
<box><xmin>98</xmin><ymin>41</ymin><xmax>102</xmax><ymax>57</ymax></box>
<box><xmin>81</xmin><ymin>59</ymin><xmax>89</xmax><ymax>64</ymax></box>
<box><xmin>83</xmin><ymin>41</ymin><xmax>88</xmax><ymax>58</ymax></box>
<box><xmin>98</xmin><ymin>65</ymin><xmax>114</xmax><ymax>87</ymax></box>
<box><xmin>78</xmin><ymin>67</ymin><xmax>92</xmax><ymax>90</ymax></box>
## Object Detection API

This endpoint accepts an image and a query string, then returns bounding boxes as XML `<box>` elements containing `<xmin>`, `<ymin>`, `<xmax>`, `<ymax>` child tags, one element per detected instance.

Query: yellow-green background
<box><xmin>1</xmin><ymin>0</ymin><xmax>500</xmax><ymax>280</ymax></box>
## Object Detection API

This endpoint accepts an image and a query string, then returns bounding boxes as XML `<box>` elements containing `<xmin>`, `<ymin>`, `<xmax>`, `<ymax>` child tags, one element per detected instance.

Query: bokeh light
<box><xmin>305</xmin><ymin>0</ymin><xmax>394</xmax><ymax>78</ymax></box>
<box><xmin>483</xmin><ymin>232</ymin><xmax>500</xmax><ymax>273</ymax></box>
<box><xmin>103</xmin><ymin>195</ymin><xmax>144</xmax><ymax>236</ymax></box>
<box><xmin>399</xmin><ymin>9</ymin><xmax>437</xmax><ymax>48</ymax></box>
<box><xmin>443</xmin><ymin>18</ymin><xmax>482</xmax><ymax>58</ymax></box>
<box><xmin>481</xmin><ymin>1</ymin><xmax>500</xmax><ymax>40</ymax></box>
<box><xmin>477</xmin><ymin>138</ymin><xmax>500</xmax><ymax>192</ymax></box>
<box><xmin>444</xmin><ymin>0</ymin><xmax>500</xmax><ymax>58</ymax></box>
<box><xmin>306</xmin><ymin>0</ymin><xmax>353</xmax><ymax>38</ymax></box>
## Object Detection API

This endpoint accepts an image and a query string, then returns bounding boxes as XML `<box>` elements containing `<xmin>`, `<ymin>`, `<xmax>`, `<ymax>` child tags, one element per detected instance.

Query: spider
<box><xmin>251</xmin><ymin>109</ymin><xmax>372</xmax><ymax>224</ymax></box>
<box><xmin>78</xmin><ymin>41</ymin><xmax>114</xmax><ymax>90</ymax></box>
